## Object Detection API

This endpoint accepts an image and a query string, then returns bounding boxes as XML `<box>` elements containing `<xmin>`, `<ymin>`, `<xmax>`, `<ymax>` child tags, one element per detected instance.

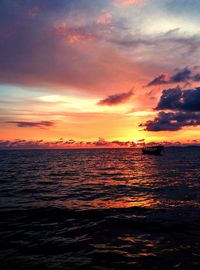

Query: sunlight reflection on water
<box><xmin>0</xmin><ymin>148</ymin><xmax>200</xmax><ymax>269</ymax></box>
<box><xmin>0</xmin><ymin>148</ymin><xmax>200</xmax><ymax>209</ymax></box>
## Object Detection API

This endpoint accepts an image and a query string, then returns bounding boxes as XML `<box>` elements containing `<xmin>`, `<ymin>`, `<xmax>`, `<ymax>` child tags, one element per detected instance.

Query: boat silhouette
<box><xmin>142</xmin><ymin>145</ymin><xmax>164</xmax><ymax>155</ymax></box>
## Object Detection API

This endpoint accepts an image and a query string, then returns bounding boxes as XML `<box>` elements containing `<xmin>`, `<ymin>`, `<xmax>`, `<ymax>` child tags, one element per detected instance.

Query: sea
<box><xmin>0</xmin><ymin>147</ymin><xmax>200</xmax><ymax>270</ymax></box>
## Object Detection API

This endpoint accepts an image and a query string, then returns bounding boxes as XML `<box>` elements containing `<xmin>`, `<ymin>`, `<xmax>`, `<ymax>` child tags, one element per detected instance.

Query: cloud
<box><xmin>171</xmin><ymin>67</ymin><xmax>191</xmax><ymax>83</ymax></box>
<box><xmin>53</xmin><ymin>24</ymin><xmax>97</xmax><ymax>43</ymax></box>
<box><xmin>7</xmin><ymin>121</ymin><xmax>54</xmax><ymax>128</ymax></box>
<box><xmin>140</xmin><ymin>86</ymin><xmax>200</xmax><ymax>131</ymax></box>
<box><xmin>97</xmin><ymin>89</ymin><xmax>133</xmax><ymax>106</ymax></box>
<box><xmin>147</xmin><ymin>67</ymin><xmax>200</xmax><ymax>87</ymax></box>
<box><xmin>0</xmin><ymin>140</ymin><xmax>44</xmax><ymax>149</ymax></box>
<box><xmin>97</xmin><ymin>11</ymin><xmax>112</xmax><ymax>25</ymax></box>
<box><xmin>0</xmin><ymin>0</ymin><xmax>135</xmax><ymax>94</ymax></box>
<box><xmin>1</xmin><ymin>138</ymin><xmax>198</xmax><ymax>149</ymax></box>
<box><xmin>140</xmin><ymin>111</ymin><xmax>200</xmax><ymax>131</ymax></box>
<box><xmin>0</xmin><ymin>0</ymin><xmax>199</xmax><ymax>98</ymax></box>
<box><xmin>155</xmin><ymin>87</ymin><xmax>200</xmax><ymax>111</ymax></box>
<box><xmin>114</xmin><ymin>0</ymin><xmax>145</xmax><ymax>7</ymax></box>
<box><xmin>193</xmin><ymin>73</ymin><xmax>200</xmax><ymax>82</ymax></box>
<box><xmin>0</xmin><ymin>138</ymin><xmax>136</xmax><ymax>149</ymax></box>
<box><xmin>147</xmin><ymin>74</ymin><xmax>169</xmax><ymax>87</ymax></box>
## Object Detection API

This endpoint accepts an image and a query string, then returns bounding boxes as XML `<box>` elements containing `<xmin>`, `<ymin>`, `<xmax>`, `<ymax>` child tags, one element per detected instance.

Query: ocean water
<box><xmin>0</xmin><ymin>148</ymin><xmax>200</xmax><ymax>269</ymax></box>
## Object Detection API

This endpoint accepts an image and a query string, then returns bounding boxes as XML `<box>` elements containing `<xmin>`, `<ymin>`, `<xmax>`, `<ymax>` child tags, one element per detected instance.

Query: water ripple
<box><xmin>0</xmin><ymin>148</ymin><xmax>200</xmax><ymax>269</ymax></box>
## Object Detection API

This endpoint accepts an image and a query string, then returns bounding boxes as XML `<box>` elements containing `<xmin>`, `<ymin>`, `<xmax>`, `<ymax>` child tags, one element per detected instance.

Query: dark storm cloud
<box><xmin>140</xmin><ymin>111</ymin><xmax>200</xmax><ymax>131</ymax></box>
<box><xmin>7</xmin><ymin>120</ymin><xmax>55</xmax><ymax>128</ymax></box>
<box><xmin>97</xmin><ymin>90</ymin><xmax>133</xmax><ymax>105</ymax></box>
<box><xmin>146</xmin><ymin>67</ymin><xmax>200</xmax><ymax>87</ymax></box>
<box><xmin>155</xmin><ymin>87</ymin><xmax>200</xmax><ymax>111</ymax></box>
<box><xmin>141</xmin><ymin>86</ymin><xmax>200</xmax><ymax>131</ymax></box>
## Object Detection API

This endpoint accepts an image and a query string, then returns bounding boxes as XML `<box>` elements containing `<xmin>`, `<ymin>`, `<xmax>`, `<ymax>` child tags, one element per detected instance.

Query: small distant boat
<box><xmin>142</xmin><ymin>145</ymin><xmax>164</xmax><ymax>155</ymax></box>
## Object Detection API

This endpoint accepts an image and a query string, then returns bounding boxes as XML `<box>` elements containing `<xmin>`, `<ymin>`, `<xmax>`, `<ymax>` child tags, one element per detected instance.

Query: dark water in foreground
<box><xmin>0</xmin><ymin>148</ymin><xmax>200</xmax><ymax>269</ymax></box>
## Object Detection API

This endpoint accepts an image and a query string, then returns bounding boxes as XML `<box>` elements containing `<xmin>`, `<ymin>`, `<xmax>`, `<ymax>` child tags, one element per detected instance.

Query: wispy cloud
<box><xmin>7</xmin><ymin>121</ymin><xmax>55</xmax><ymax>128</ymax></box>
<box><xmin>97</xmin><ymin>11</ymin><xmax>112</xmax><ymax>25</ymax></box>
<box><xmin>114</xmin><ymin>0</ymin><xmax>146</xmax><ymax>7</ymax></box>
<box><xmin>147</xmin><ymin>67</ymin><xmax>200</xmax><ymax>87</ymax></box>
<box><xmin>0</xmin><ymin>138</ymin><xmax>136</xmax><ymax>149</ymax></box>
<box><xmin>97</xmin><ymin>90</ymin><xmax>133</xmax><ymax>106</ymax></box>
<box><xmin>53</xmin><ymin>24</ymin><xmax>97</xmax><ymax>43</ymax></box>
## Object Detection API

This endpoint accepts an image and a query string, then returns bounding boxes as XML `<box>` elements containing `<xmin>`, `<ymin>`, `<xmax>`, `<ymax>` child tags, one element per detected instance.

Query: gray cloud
<box><xmin>141</xmin><ymin>86</ymin><xmax>200</xmax><ymax>131</ymax></box>
<box><xmin>140</xmin><ymin>111</ymin><xmax>200</xmax><ymax>131</ymax></box>
<box><xmin>146</xmin><ymin>74</ymin><xmax>168</xmax><ymax>87</ymax></box>
<box><xmin>155</xmin><ymin>87</ymin><xmax>200</xmax><ymax>111</ymax></box>
<box><xmin>97</xmin><ymin>90</ymin><xmax>133</xmax><ymax>106</ymax></box>
<box><xmin>7</xmin><ymin>121</ymin><xmax>55</xmax><ymax>128</ymax></box>
<box><xmin>147</xmin><ymin>67</ymin><xmax>195</xmax><ymax>87</ymax></box>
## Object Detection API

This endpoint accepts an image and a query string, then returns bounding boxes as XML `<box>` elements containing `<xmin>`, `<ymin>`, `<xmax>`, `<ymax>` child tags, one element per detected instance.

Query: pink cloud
<box><xmin>0</xmin><ymin>138</ymin><xmax>136</xmax><ymax>149</ymax></box>
<box><xmin>53</xmin><ymin>24</ymin><xmax>96</xmax><ymax>43</ymax></box>
<box><xmin>97</xmin><ymin>11</ymin><xmax>112</xmax><ymax>25</ymax></box>
<box><xmin>0</xmin><ymin>138</ymin><xmax>196</xmax><ymax>149</ymax></box>
<box><xmin>114</xmin><ymin>0</ymin><xmax>145</xmax><ymax>7</ymax></box>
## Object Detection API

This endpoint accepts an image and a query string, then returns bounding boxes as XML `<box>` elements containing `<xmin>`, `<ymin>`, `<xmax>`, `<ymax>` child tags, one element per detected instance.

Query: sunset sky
<box><xmin>1</xmin><ymin>0</ymin><xmax>200</xmax><ymax>148</ymax></box>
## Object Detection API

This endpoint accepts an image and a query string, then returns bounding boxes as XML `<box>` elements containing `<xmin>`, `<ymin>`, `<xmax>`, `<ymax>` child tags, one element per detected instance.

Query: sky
<box><xmin>1</xmin><ymin>0</ymin><xmax>200</xmax><ymax>148</ymax></box>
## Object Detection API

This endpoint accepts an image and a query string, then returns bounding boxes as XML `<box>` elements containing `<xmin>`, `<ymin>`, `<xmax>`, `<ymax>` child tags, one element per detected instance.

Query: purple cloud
<box><xmin>141</xmin><ymin>86</ymin><xmax>200</xmax><ymax>131</ymax></box>
<box><xmin>155</xmin><ymin>87</ymin><xmax>200</xmax><ymax>111</ymax></box>
<box><xmin>193</xmin><ymin>73</ymin><xmax>200</xmax><ymax>81</ymax></box>
<box><xmin>97</xmin><ymin>90</ymin><xmax>133</xmax><ymax>106</ymax></box>
<box><xmin>140</xmin><ymin>111</ymin><xmax>200</xmax><ymax>131</ymax></box>
<box><xmin>0</xmin><ymin>0</ymin><xmax>124</xmax><ymax>93</ymax></box>
<box><xmin>171</xmin><ymin>67</ymin><xmax>191</xmax><ymax>83</ymax></box>
<box><xmin>7</xmin><ymin>121</ymin><xmax>55</xmax><ymax>128</ymax></box>
<box><xmin>0</xmin><ymin>138</ymin><xmax>199</xmax><ymax>149</ymax></box>
<box><xmin>147</xmin><ymin>67</ymin><xmax>198</xmax><ymax>87</ymax></box>
<box><xmin>0</xmin><ymin>138</ymin><xmax>136</xmax><ymax>149</ymax></box>
<box><xmin>147</xmin><ymin>74</ymin><xmax>169</xmax><ymax>87</ymax></box>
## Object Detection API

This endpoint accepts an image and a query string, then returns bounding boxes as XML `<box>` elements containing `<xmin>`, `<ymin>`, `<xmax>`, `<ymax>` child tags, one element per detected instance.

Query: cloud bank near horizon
<box><xmin>0</xmin><ymin>138</ymin><xmax>194</xmax><ymax>149</ymax></box>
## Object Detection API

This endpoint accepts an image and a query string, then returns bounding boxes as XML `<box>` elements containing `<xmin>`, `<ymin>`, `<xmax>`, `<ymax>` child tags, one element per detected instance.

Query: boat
<box><xmin>142</xmin><ymin>145</ymin><xmax>164</xmax><ymax>155</ymax></box>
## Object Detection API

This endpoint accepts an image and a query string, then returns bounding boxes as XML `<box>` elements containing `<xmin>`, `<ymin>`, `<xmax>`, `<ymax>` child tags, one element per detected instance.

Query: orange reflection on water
<box><xmin>117</xmin><ymin>236</ymin><xmax>157</xmax><ymax>258</ymax></box>
<box><xmin>56</xmin><ymin>194</ymin><xmax>160</xmax><ymax>209</ymax></box>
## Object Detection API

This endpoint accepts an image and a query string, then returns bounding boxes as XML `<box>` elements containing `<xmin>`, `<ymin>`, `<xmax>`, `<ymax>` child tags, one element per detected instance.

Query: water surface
<box><xmin>0</xmin><ymin>148</ymin><xmax>199</xmax><ymax>269</ymax></box>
